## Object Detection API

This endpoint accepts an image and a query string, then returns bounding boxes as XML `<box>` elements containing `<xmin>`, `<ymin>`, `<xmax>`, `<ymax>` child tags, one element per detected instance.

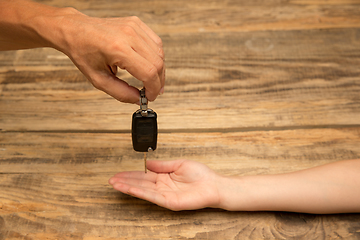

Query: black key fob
<box><xmin>131</xmin><ymin>88</ymin><xmax>158</xmax><ymax>152</ymax></box>
<box><xmin>132</xmin><ymin>109</ymin><xmax>157</xmax><ymax>152</ymax></box>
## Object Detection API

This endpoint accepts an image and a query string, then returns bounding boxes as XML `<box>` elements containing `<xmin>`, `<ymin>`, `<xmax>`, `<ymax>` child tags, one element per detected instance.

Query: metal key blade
<box><xmin>144</xmin><ymin>152</ymin><xmax>147</xmax><ymax>173</ymax></box>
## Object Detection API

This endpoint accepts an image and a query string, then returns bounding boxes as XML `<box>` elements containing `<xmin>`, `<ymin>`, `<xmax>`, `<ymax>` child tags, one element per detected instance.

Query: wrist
<box><xmin>216</xmin><ymin>175</ymin><xmax>259</xmax><ymax>211</ymax></box>
<box><xmin>31</xmin><ymin>6</ymin><xmax>84</xmax><ymax>53</ymax></box>
<box><xmin>215</xmin><ymin>175</ymin><xmax>242</xmax><ymax>210</ymax></box>
<box><xmin>0</xmin><ymin>0</ymin><xmax>79</xmax><ymax>50</ymax></box>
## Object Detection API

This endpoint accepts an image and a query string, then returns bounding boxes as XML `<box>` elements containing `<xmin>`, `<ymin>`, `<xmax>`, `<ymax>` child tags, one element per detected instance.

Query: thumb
<box><xmin>147</xmin><ymin>160</ymin><xmax>186</xmax><ymax>173</ymax></box>
<box><xmin>91</xmin><ymin>72</ymin><xmax>140</xmax><ymax>104</ymax></box>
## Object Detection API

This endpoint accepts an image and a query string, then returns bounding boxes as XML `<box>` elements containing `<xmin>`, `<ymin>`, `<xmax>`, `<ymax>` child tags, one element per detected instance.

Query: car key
<box><xmin>132</xmin><ymin>88</ymin><xmax>157</xmax><ymax>173</ymax></box>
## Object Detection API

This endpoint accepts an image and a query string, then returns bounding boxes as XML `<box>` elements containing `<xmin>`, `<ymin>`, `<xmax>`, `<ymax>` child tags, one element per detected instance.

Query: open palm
<box><xmin>109</xmin><ymin>160</ymin><xmax>222</xmax><ymax>211</ymax></box>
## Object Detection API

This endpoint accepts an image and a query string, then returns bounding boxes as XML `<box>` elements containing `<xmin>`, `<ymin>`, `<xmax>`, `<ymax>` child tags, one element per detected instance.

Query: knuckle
<box><xmin>145</xmin><ymin>65</ymin><xmax>159</xmax><ymax>82</ymax></box>
<box><xmin>90</xmin><ymin>76</ymin><xmax>106</xmax><ymax>91</ymax></box>
<box><xmin>121</xmin><ymin>25</ymin><xmax>136</xmax><ymax>36</ymax></box>
<box><xmin>129</xmin><ymin>16</ymin><xmax>141</xmax><ymax>23</ymax></box>
<box><xmin>154</xmin><ymin>58</ymin><xmax>164</xmax><ymax>73</ymax></box>
<box><xmin>61</xmin><ymin>7</ymin><xmax>79</xmax><ymax>15</ymax></box>
<box><xmin>155</xmin><ymin>36</ymin><xmax>163</xmax><ymax>48</ymax></box>
<box><xmin>158</xmin><ymin>47</ymin><xmax>165</xmax><ymax>60</ymax></box>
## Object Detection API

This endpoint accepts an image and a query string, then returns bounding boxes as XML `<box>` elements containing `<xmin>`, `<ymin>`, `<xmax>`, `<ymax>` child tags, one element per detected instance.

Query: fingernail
<box><xmin>159</xmin><ymin>87</ymin><xmax>165</xmax><ymax>95</ymax></box>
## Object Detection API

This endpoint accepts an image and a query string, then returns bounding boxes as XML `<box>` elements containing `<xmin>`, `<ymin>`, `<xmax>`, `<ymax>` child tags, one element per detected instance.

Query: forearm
<box><xmin>0</xmin><ymin>0</ymin><xmax>76</xmax><ymax>51</ymax></box>
<box><xmin>218</xmin><ymin>159</ymin><xmax>360</xmax><ymax>214</ymax></box>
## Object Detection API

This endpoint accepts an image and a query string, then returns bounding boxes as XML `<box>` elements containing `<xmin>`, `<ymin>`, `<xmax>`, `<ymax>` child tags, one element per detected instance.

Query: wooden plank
<box><xmin>1</xmin><ymin>128</ymin><xmax>360</xmax><ymax>174</ymax></box>
<box><xmin>1</xmin><ymin>28</ymin><xmax>360</xmax><ymax>131</ymax></box>
<box><xmin>1</xmin><ymin>0</ymin><xmax>360</xmax><ymax>238</ymax></box>
<box><xmin>1</xmin><ymin>128</ymin><xmax>360</xmax><ymax>239</ymax></box>
<box><xmin>34</xmin><ymin>0</ymin><xmax>360</xmax><ymax>33</ymax></box>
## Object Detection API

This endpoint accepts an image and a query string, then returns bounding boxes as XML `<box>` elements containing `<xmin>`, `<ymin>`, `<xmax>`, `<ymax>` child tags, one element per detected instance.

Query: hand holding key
<box><xmin>0</xmin><ymin>1</ymin><xmax>165</xmax><ymax>104</ymax></box>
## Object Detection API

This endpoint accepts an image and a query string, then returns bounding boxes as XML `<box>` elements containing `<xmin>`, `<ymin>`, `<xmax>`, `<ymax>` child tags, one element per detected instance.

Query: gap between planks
<box><xmin>2</xmin><ymin>124</ymin><xmax>360</xmax><ymax>134</ymax></box>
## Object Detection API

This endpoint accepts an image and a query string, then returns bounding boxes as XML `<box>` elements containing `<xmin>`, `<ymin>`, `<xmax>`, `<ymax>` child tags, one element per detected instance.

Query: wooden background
<box><xmin>1</xmin><ymin>0</ymin><xmax>360</xmax><ymax>239</ymax></box>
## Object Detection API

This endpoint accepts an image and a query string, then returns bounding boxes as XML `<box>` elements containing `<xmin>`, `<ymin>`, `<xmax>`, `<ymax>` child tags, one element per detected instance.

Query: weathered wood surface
<box><xmin>1</xmin><ymin>129</ymin><xmax>360</xmax><ymax>239</ymax></box>
<box><xmin>1</xmin><ymin>28</ymin><xmax>360</xmax><ymax>131</ymax></box>
<box><xmin>1</xmin><ymin>0</ymin><xmax>360</xmax><ymax>239</ymax></box>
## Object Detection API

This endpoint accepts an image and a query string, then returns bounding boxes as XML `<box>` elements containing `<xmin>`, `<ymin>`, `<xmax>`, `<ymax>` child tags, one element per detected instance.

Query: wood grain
<box><xmin>1</xmin><ymin>128</ymin><xmax>359</xmax><ymax>174</ymax></box>
<box><xmin>34</xmin><ymin>0</ymin><xmax>360</xmax><ymax>33</ymax></box>
<box><xmin>1</xmin><ymin>129</ymin><xmax>360</xmax><ymax>239</ymax></box>
<box><xmin>1</xmin><ymin>28</ymin><xmax>360</xmax><ymax>131</ymax></box>
<box><xmin>1</xmin><ymin>0</ymin><xmax>360</xmax><ymax>239</ymax></box>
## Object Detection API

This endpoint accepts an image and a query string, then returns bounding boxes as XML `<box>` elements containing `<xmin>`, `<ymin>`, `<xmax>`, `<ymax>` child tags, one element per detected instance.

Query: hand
<box><xmin>53</xmin><ymin>10</ymin><xmax>165</xmax><ymax>103</ymax></box>
<box><xmin>0</xmin><ymin>2</ymin><xmax>165</xmax><ymax>103</ymax></box>
<box><xmin>109</xmin><ymin>160</ymin><xmax>222</xmax><ymax>211</ymax></box>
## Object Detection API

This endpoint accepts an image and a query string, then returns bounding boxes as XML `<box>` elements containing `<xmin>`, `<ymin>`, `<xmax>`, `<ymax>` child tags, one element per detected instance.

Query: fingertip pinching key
<box><xmin>131</xmin><ymin>88</ymin><xmax>158</xmax><ymax>173</ymax></box>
